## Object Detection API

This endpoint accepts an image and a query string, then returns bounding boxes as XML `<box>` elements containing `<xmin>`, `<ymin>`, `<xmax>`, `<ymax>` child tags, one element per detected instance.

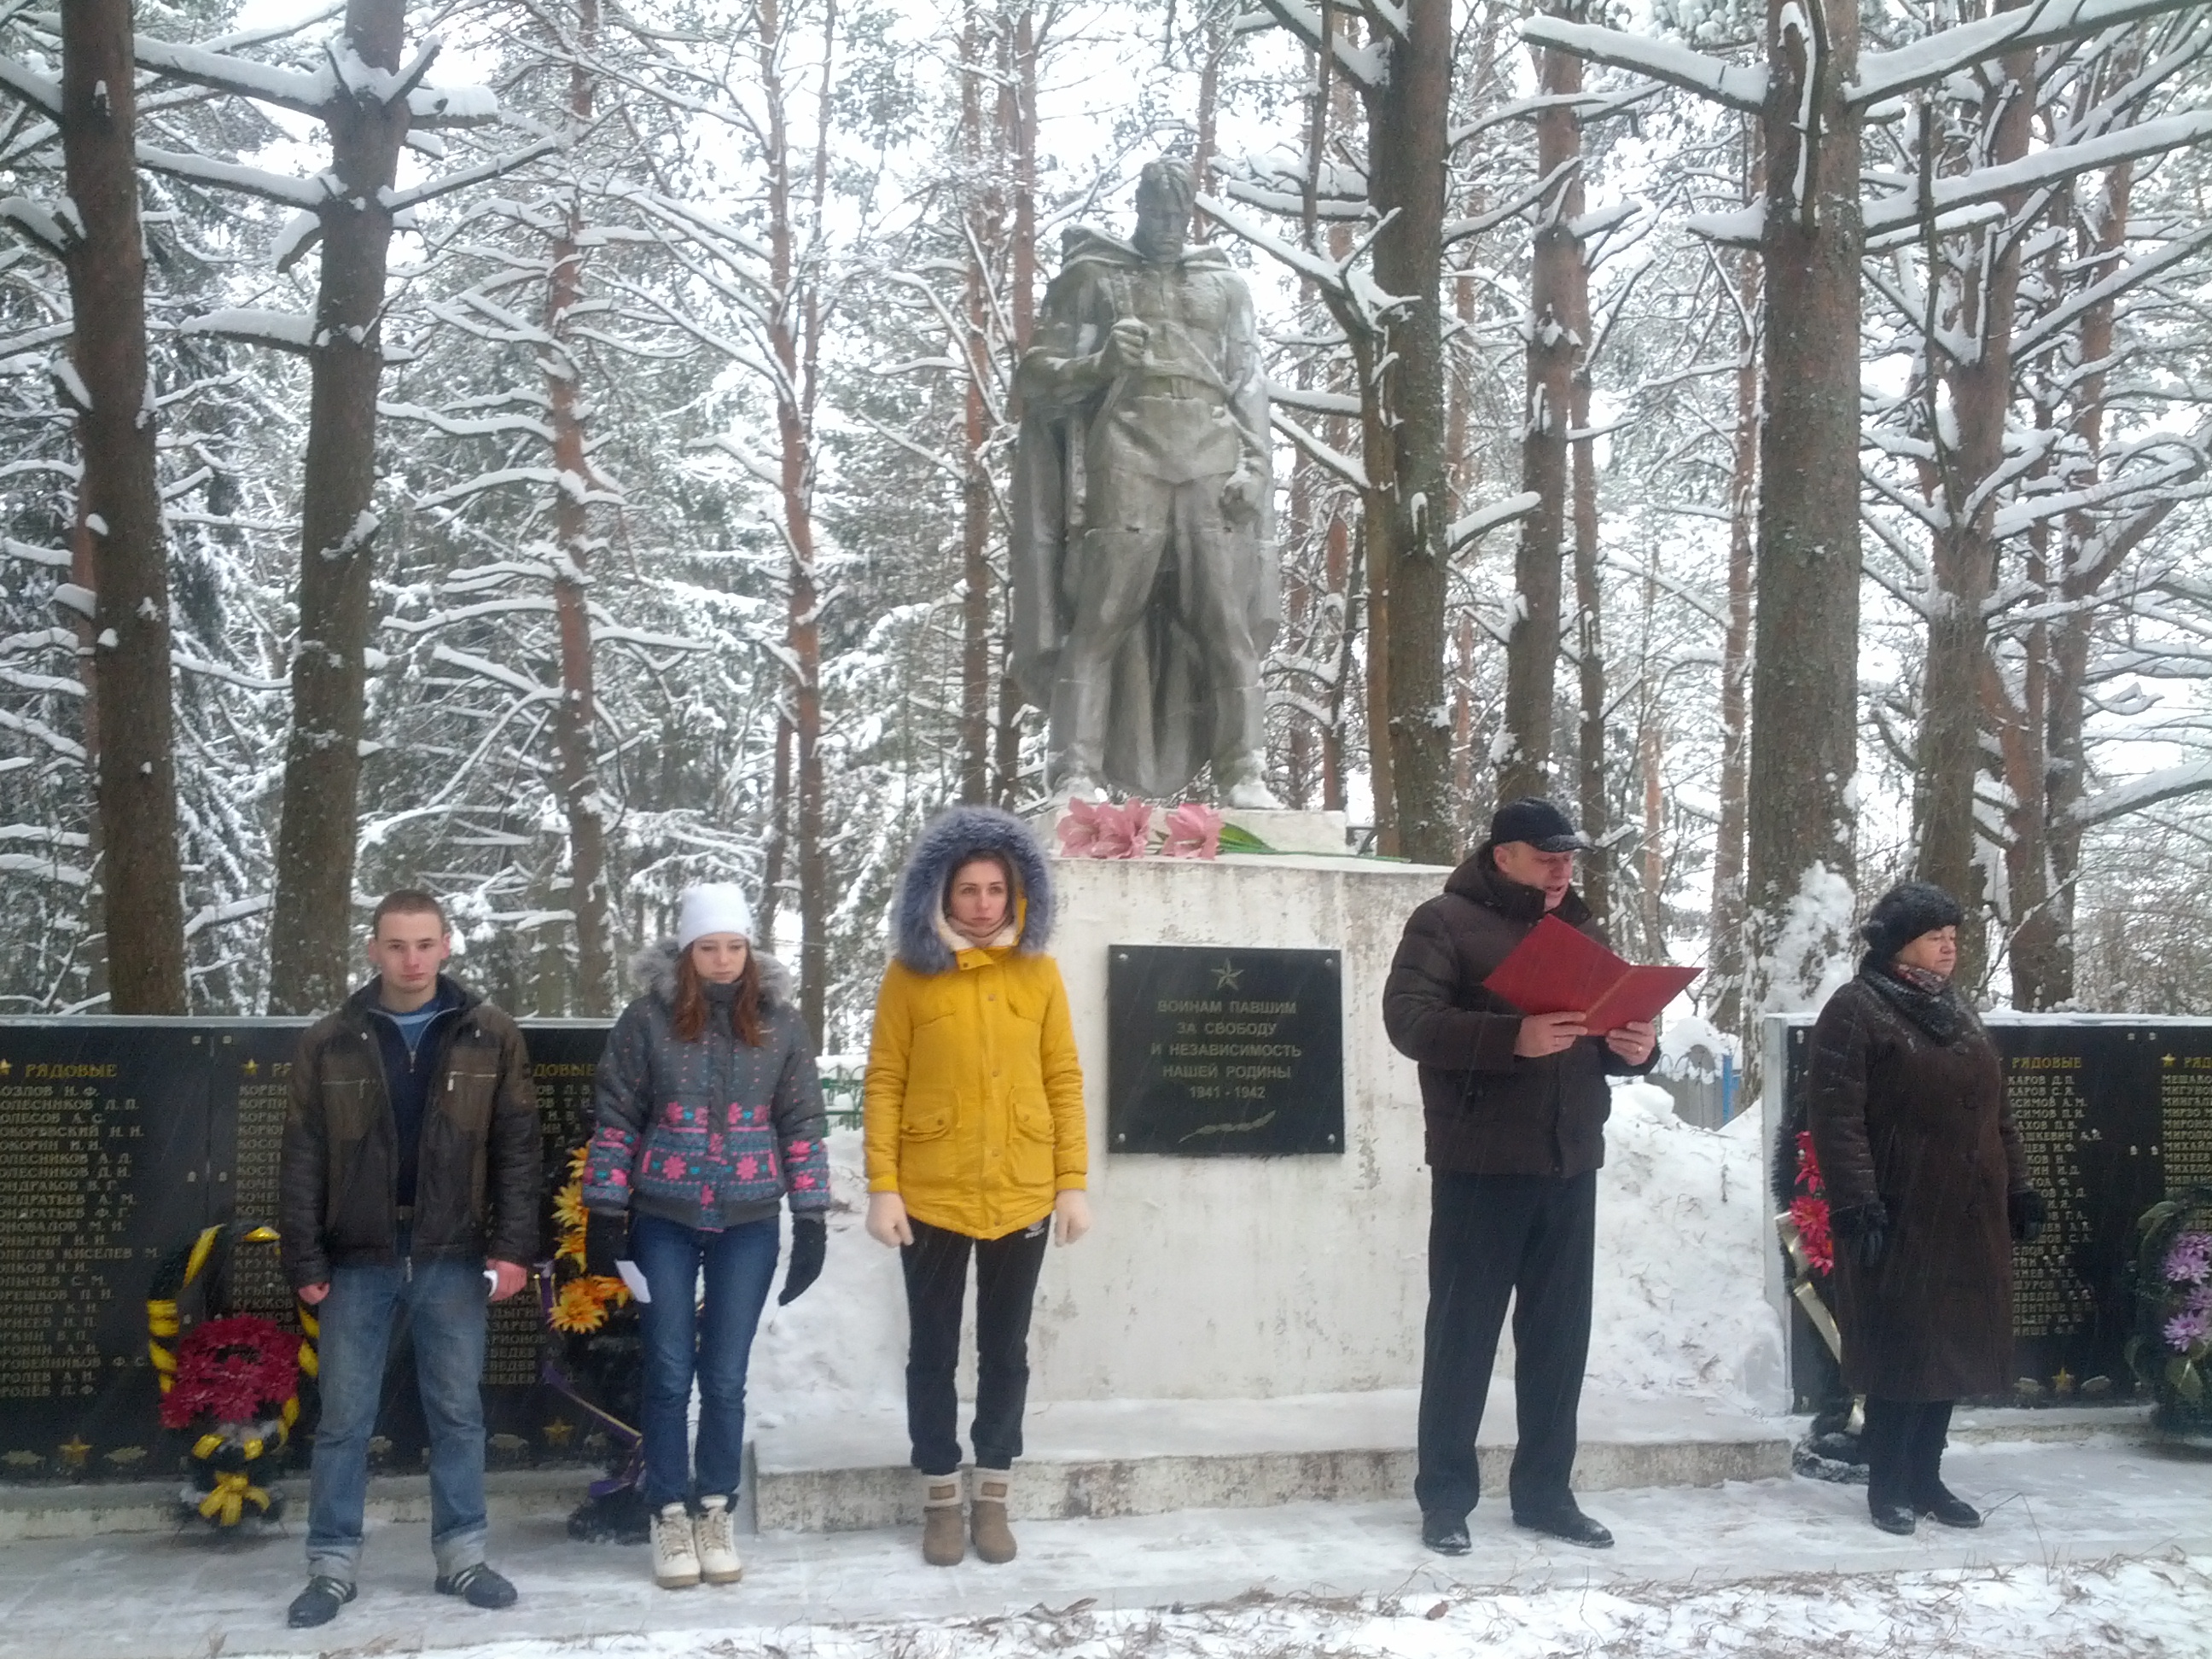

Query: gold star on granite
<box><xmin>57</xmin><ymin>1436</ymin><xmax>90</xmax><ymax>1470</ymax></box>
<box><xmin>541</xmin><ymin>1419</ymin><xmax>576</xmax><ymax>1448</ymax></box>
<box><xmin>242</xmin><ymin>1058</ymin><xmax>259</xmax><ymax>1076</ymax></box>
<box><xmin>2052</xmin><ymin>1366</ymin><xmax>2075</xmax><ymax>1395</ymax></box>
<box><xmin>0</xmin><ymin>1058</ymin><xmax>10</xmax><ymax>1077</ymax></box>
<box><xmin>2166</xmin><ymin>1055</ymin><xmax>2178</xmax><ymax>1068</ymax></box>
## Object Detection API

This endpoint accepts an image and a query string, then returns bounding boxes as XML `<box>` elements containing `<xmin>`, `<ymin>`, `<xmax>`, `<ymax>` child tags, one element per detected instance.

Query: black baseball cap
<box><xmin>1489</xmin><ymin>796</ymin><xmax>1594</xmax><ymax>853</ymax></box>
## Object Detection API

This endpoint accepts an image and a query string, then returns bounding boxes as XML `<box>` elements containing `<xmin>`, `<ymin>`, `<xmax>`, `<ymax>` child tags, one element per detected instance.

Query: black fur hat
<box><xmin>1860</xmin><ymin>880</ymin><xmax>1965</xmax><ymax>963</ymax></box>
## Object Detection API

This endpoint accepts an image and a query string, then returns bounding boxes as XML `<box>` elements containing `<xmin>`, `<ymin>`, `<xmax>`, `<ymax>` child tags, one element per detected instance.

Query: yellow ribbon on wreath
<box><xmin>197</xmin><ymin>1470</ymin><xmax>273</xmax><ymax>1527</ymax></box>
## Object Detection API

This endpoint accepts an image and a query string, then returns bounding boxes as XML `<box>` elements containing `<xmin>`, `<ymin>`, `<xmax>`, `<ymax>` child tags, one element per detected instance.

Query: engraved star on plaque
<box><xmin>1211</xmin><ymin>960</ymin><xmax>1243</xmax><ymax>992</ymax></box>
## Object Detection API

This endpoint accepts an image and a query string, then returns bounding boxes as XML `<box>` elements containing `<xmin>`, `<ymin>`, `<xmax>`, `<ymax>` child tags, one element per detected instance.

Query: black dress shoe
<box><xmin>1420</xmin><ymin>1510</ymin><xmax>1471</xmax><ymax>1554</ymax></box>
<box><xmin>1870</xmin><ymin>1499</ymin><xmax>1918</xmax><ymax>1535</ymax></box>
<box><xmin>287</xmin><ymin>1575</ymin><xmax>356</xmax><ymax>1628</ymax></box>
<box><xmin>1513</xmin><ymin>1505</ymin><xmax>1614</xmax><ymax>1549</ymax></box>
<box><xmin>1916</xmin><ymin>1487</ymin><xmax>1982</xmax><ymax>1528</ymax></box>
<box><xmin>434</xmin><ymin>1563</ymin><xmax>518</xmax><ymax>1609</ymax></box>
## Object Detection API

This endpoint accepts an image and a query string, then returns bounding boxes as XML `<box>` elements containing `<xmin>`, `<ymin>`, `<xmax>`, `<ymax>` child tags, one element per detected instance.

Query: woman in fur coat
<box><xmin>581</xmin><ymin>883</ymin><xmax>832</xmax><ymax>1590</ymax></box>
<box><xmin>1807</xmin><ymin>881</ymin><xmax>2044</xmax><ymax>1535</ymax></box>
<box><xmin>862</xmin><ymin>806</ymin><xmax>1091</xmax><ymax>1568</ymax></box>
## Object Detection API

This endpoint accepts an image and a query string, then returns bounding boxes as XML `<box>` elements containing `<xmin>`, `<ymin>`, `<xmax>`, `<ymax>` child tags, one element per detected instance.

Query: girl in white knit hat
<box><xmin>579</xmin><ymin>883</ymin><xmax>832</xmax><ymax>1590</ymax></box>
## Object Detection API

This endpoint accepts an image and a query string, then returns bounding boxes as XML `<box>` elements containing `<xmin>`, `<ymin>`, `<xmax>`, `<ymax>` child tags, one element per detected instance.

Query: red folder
<box><xmin>1481</xmin><ymin>914</ymin><xmax>1702</xmax><ymax>1030</ymax></box>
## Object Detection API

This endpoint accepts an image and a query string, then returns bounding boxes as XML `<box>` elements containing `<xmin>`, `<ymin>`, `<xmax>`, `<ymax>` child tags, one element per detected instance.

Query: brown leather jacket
<box><xmin>1382</xmin><ymin>844</ymin><xmax>1655</xmax><ymax>1178</ymax></box>
<box><xmin>278</xmin><ymin>977</ymin><xmax>540</xmax><ymax>1288</ymax></box>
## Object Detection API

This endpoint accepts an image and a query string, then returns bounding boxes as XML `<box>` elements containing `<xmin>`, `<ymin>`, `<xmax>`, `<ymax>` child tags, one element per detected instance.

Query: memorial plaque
<box><xmin>0</xmin><ymin>1024</ymin><xmax>213</xmax><ymax>1481</ymax></box>
<box><xmin>1778</xmin><ymin>1016</ymin><xmax>2212</xmax><ymax>1409</ymax></box>
<box><xmin>1107</xmin><ymin>946</ymin><xmax>1343</xmax><ymax>1155</ymax></box>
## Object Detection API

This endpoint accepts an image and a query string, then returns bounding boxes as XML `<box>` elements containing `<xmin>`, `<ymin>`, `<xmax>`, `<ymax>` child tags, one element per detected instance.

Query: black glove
<box><xmin>777</xmin><ymin>1216</ymin><xmax>826</xmax><ymax>1306</ymax></box>
<box><xmin>2009</xmin><ymin>1188</ymin><xmax>2047</xmax><ymax>1244</ymax></box>
<box><xmin>583</xmin><ymin>1209</ymin><xmax>628</xmax><ymax>1281</ymax></box>
<box><xmin>1829</xmin><ymin>1200</ymin><xmax>1889</xmax><ymax>1270</ymax></box>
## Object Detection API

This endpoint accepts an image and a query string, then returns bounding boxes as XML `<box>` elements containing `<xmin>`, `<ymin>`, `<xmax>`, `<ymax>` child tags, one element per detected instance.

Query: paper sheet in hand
<box><xmin>617</xmin><ymin>1260</ymin><xmax>651</xmax><ymax>1303</ymax></box>
<box><xmin>1481</xmin><ymin>914</ymin><xmax>1702</xmax><ymax>1030</ymax></box>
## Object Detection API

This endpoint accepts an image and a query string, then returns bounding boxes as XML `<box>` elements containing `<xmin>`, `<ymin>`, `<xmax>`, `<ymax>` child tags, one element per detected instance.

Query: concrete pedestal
<box><xmin>1023</xmin><ymin>850</ymin><xmax>1451</xmax><ymax>1404</ymax></box>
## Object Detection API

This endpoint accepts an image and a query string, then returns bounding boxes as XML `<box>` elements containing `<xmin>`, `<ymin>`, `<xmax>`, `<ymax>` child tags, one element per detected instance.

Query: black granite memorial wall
<box><xmin>0</xmin><ymin>1016</ymin><xmax>615</xmax><ymax>1482</ymax></box>
<box><xmin>1779</xmin><ymin>1016</ymin><xmax>2212</xmax><ymax>1410</ymax></box>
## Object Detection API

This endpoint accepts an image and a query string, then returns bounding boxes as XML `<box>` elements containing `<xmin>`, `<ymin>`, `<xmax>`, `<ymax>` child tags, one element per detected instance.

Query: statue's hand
<box><xmin>1221</xmin><ymin>464</ymin><xmax>1263</xmax><ymax>519</ymax></box>
<box><xmin>1102</xmin><ymin>317</ymin><xmax>1150</xmax><ymax>375</ymax></box>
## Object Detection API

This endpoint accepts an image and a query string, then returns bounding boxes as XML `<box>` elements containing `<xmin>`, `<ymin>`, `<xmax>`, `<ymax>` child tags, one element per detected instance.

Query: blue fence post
<box><xmin>1720</xmin><ymin>1052</ymin><xmax>1738</xmax><ymax>1125</ymax></box>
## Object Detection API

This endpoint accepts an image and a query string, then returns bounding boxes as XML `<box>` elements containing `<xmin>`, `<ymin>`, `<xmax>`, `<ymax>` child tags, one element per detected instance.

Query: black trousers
<box><xmin>1861</xmin><ymin>1396</ymin><xmax>1954</xmax><ymax>1509</ymax></box>
<box><xmin>900</xmin><ymin>1214</ymin><xmax>1051</xmax><ymax>1476</ymax></box>
<box><xmin>1416</xmin><ymin>1168</ymin><xmax>1596</xmax><ymax>1519</ymax></box>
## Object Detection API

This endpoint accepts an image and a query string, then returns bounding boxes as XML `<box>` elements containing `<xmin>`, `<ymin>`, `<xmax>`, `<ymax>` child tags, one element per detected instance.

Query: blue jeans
<box><xmin>306</xmin><ymin>1251</ymin><xmax>489</xmax><ymax>1583</ymax></box>
<box><xmin>631</xmin><ymin>1211</ymin><xmax>780</xmax><ymax>1508</ymax></box>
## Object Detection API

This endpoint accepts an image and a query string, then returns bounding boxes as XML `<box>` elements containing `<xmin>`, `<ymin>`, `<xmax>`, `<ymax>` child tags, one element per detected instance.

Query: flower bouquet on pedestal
<box><xmin>2130</xmin><ymin>1185</ymin><xmax>2212</xmax><ymax>1448</ymax></box>
<box><xmin>1057</xmin><ymin>798</ymin><xmax>1274</xmax><ymax>860</ymax></box>
<box><xmin>159</xmin><ymin>1313</ymin><xmax>302</xmax><ymax>1528</ymax></box>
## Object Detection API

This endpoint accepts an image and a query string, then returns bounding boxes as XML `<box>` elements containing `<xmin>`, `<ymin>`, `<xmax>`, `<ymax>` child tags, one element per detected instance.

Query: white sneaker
<box><xmin>696</xmin><ymin>1494</ymin><xmax>744</xmax><ymax>1584</ymax></box>
<box><xmin>650</xmin><ymin>1502</ymin><xmax>701</xmax><ymax>1589</ymax></box>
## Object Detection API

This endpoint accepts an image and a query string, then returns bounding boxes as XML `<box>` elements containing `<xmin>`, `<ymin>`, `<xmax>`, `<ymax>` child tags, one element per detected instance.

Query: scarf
<box><xmin>1859</xmin><ymin>954</ymin><xmax>1973</xmax><ymax>1045</ymax></box>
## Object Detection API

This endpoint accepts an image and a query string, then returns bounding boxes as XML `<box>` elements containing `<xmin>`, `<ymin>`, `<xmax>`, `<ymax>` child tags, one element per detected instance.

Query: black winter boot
<box><xmin>1860</xmin><ymin>1397</ymin><xmax>1918</xmax><ymax>1536</ymax></box>
<box><xmin>1907</xmin><ymin>1400</ymin><xmax>1978</xmax><ymax>1527</ymax></box>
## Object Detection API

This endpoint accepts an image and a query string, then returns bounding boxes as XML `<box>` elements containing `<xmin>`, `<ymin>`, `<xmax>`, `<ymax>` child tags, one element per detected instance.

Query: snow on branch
<box><xmin>1849</xmin><ymin>0</ymin><xmax>2205</xmax><ymax>106</ymax></box>
<box><xmin>428</xmin><ymin>643</ymin><xmax>557</xmax><ymax>701</ymax></box>
<box><xmin>1272</xmin><ymin>410</ymin><xmax>1369</xmax><ymax>490</ymax></box>
<box><xmin>1448</xmin><ymin>491</ymin><xmax>1544</xmax><ymax>553</ymax></box>
<box><xmin>1685</xmin><ymin>204</ymin><xmax>1765</xmax><ymax>247</ymax></box>
<box><xmin>1200</xmin><ymin>193</ymin><xmax>1354</xmax><ymax>290</ymax></box>
<box><xmin>0</xmin><ymin>52</ymin><xmax>61</xmax><ymax>118</ymax></box>
<box><xmin>1251</xmin><ymin>0</ymin><xmax>1385</xmax><ymax>89</ymax></box>
<box><xmin>183</xmin><ymin>894</ymin><xmax>272</xmax><ymax>940</ymax></box>
<box><xmin>134</xmin><ymin>34</ymin><xmax>335</xmax><ymax>117</ymax></box>
<box><xmin>137</xmin><ymin>144</ymin><xmax>333</xmax><ymax>210</ymax></box>
<box><xmin>0</xmin><ymin>195</ymin><xmax>79</xmax><ymax>258</ymax></box>
<box><xmin>1267</xmin><ymin>381</ymin><xmax>1364</xmax><ymax>417</ymax></box>
<box><xmin>2011</xmin><ymin>220</ymin><xmax>2212</xmax><ymax>363</ymax></box>
<box><xmin>181</xmin><ymin>309</ymin><xmax>318</xmax><ymax>353</ymax></box>
<box><xmin>2064</xmin><ymin>758</ymin><xmax>2212</xmax><ymax>830</ymax></box>
<box><xmin>1519</xmin><ymin>18</ymin><xmax>1767</xmax><ymax>114</ymax></box>
<box><xmin>383</xmin><ymin>135</ymin><xmax>563</xmax><ymax>212</ymax></box>
<box><xmin>1860</xmin><ymin>109</ymin><xmax>2212</xmax><ymax>238</ymax></box>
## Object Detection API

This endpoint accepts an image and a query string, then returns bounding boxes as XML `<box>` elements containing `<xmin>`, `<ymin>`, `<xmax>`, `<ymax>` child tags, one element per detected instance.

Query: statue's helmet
<box><xmin>1134</xmin><ymin>158</ymin><xmax>1197</xmax><ymax>218</ymax></box>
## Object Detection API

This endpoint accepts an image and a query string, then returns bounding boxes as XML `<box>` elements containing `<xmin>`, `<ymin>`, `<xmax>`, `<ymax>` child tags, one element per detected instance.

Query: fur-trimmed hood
<box><xmin>632</xmin><ymin>937</ymin><xmax>796</xmax><ymax>1010</ymax></box>
<box><xmin>893</xmin><ymin>805</ymin><xmax>1054</xmax><ymax>975</ymax></box>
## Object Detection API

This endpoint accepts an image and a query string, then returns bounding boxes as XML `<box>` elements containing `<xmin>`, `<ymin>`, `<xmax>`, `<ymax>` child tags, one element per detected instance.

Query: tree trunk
<box><xmin>1365</xmin><ymin>0</ymin><xmax>1453</xmax><ymax>864</ymax></box>
<box><xmin>1912</xmin><ymin>28</ymin><xmax>2034</xmax><ymax>990</ymax></box>
<box><xmin>1570</xmin><ymin>370</ymin><xmax>1607</xmax><ymax>929</ymax></box>
<box><xmin>1499</xmin><ymin>11</ymin><xmax>1584</xmax><ymax>803</ymax></box>
<box><xmin>1742</xmin><ymin>0</ymin><xmax>1864</xmax><ymax>1052</ymax></box>
<box><xmin>760</xmin><ymin>0</ymin><xmax>830</xmax><ymax>1044</ymax></box>
<box><xmin>60</xmin><ymin>0</ymin><xmax>188</xmax><ymax>1013</ymax></box>
<box><xmin>1708</xmin><ymin>151</ymin><xmax>1761</xmax><ymax>1041</ymax></box>
<box><xmin>268</xmin><ymin>0</ymin><xmax>410</xmax><ymax>1013</ymax></box>
<box><xmin>957</xmin><ymin>4</ymin><xmax>991</xmax><ymax>804</ymax></box>
<box><xmin>546</xmin><ymin>0</ymin><xmax>612</xmax><ymax>1014</ymax></box>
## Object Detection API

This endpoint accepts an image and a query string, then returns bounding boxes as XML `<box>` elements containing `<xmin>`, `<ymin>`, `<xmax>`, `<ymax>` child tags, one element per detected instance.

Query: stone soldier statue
<box><xmin>1010</xmin><ymin>159</ymin><xmax>1283</xmax><ymax>808</ymax></box>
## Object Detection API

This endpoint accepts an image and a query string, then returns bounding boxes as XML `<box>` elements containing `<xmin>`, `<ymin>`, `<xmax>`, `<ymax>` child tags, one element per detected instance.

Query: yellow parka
<box><xmin>863</xmin><ymin>940</ymin><xmax>1088</xmax><ymax>1240</ymax></box>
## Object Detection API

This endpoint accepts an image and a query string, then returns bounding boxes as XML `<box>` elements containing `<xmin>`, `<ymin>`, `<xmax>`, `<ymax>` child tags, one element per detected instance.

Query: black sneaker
<box><xmin>287</xmin><ymin>1575</ymin><xmax>356</xmax><ymax>1628</ymax></box>
<box><xmin>1419</xmin><ymin>1510</ymin><xmax>1471</xmax><ymax>1554</ymax></box>
<box><xmin>434</xmin><ymin>1563</ymin><xmax>518</xmax><ymax>1609</ymax></box>
<box><xmin>1512</xmin><ymin>1504</ymin><xmax>1615</xmax><ymax>1549</ymax></box>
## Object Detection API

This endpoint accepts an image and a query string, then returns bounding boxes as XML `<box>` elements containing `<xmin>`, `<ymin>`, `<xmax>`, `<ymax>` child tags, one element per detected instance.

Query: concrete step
<box><xmin>750</xmin><ymin>1386</ymin><xmax>1793</xmax><ymax>1533</ymax></box>
<box><xmin>0</xmin><ymin>1467</ymin><xmax>585</xmax><ymax>1543</ymax></box>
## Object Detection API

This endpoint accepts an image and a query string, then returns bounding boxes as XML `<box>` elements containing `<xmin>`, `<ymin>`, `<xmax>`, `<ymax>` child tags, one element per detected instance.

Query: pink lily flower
<box><xmin>1161</xmin><ymin>801</ymin><xmax>1225</xmax><ymax>859</ymax></box>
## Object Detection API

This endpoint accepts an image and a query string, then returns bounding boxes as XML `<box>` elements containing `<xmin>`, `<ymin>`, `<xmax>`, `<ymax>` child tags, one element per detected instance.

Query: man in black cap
<box><xmin>1382</xmin><ymin>797</ymin><xmax>1659</xmax><ymax>1554</ymax></box>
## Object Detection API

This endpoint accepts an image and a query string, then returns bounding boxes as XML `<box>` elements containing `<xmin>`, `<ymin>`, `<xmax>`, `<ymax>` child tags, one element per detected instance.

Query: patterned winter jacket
<box><xmin>582</xmin><ymin>943</ymin><xmax>832</xmax><ymax>1231</ymax></box>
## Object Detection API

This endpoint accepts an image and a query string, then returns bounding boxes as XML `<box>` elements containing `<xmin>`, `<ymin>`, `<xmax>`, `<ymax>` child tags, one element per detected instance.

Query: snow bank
<box><xmin>1588</xmin><ymin>1082</ymin><xmax>1784</xmax><ymax>1407</ymax></box>
<box><xmin>748</xmin><ymin>1082</ymin><xmax>1786</xmax><ymax>1429</ymax></box>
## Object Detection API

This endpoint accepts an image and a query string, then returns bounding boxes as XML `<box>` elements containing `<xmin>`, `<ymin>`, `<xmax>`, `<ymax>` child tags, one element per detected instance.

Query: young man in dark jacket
<box><xmin>277</xmin><ymin>890</ymin><xmax>540</xmax><ymax>1628</ymax></box>
<box><xmin>1382</xmin><ymin>798</ymin><xmax>1659</xmax><ymax>1556</ymax></box>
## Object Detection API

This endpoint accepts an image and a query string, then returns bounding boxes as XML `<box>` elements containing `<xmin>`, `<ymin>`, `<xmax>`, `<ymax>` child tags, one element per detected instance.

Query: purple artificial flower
<box><xmin>2165</xmin><ymin>1304</ymin><xmax>2212</xmax><ymax>1353</ymax></box>
<box><xmin>2165</xmin><ymin>1232</ymin><xmax>2212</xmax><ymax>1286</ymax></box>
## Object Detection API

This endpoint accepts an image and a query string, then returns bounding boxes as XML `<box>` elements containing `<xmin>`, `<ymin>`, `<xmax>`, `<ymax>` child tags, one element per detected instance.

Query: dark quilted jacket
<box><xmin>1381</xmin><ymin>843</ymin><xmax>1656</xmax><ymax>1177</ymax></box>
<box><xmin>582</xmin><ymin>943</ymin><xmax>831</xmax><ymax>1230</ymax></box>
<box><xmin>278</xmin><ymin>975</ymin><xmax>540</xmax><ymax>1288</ymax></box>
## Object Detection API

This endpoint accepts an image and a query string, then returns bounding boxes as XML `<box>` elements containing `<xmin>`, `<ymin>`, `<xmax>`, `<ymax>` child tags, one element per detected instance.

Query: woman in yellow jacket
<box><xmin>864</xmin><ymin>805</ymin><xmax>1089</xmax><ymax>1568</ymax></box>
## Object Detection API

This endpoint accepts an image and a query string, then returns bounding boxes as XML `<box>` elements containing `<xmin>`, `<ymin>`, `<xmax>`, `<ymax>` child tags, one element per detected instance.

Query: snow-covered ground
<box><xmin>291</xmin><ymin>1554</ymin><xmax>2212</xmax><ymax>1659</ymax></box>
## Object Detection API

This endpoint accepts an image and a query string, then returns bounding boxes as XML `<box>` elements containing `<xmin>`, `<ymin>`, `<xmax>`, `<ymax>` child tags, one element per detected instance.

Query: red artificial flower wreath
<box><xmin>1789</xmin><ymin>1131</ymin><xmax>1834</xmax><ymax>1276</ymax></box>
<box><xmin>159</xmin><ymin>1314</ymin><xmax>301</xmax><ymax>1429</ymax></box>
